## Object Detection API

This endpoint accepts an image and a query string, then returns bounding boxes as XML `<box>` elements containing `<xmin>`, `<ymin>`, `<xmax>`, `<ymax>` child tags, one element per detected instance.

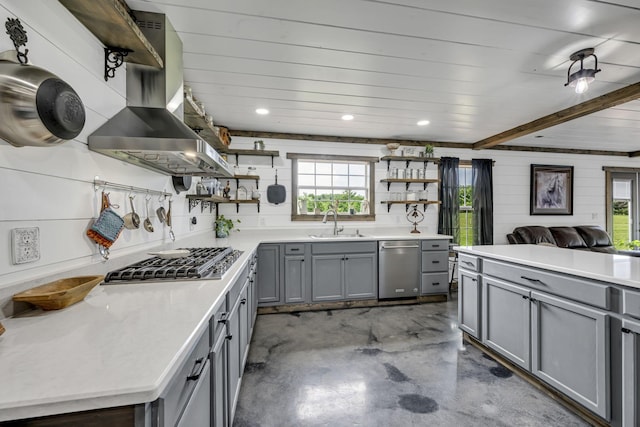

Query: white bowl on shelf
<box><xmin>386</xmin><ymin>142</ymin><xmax>400</xmax><ymax>156</ymax></box>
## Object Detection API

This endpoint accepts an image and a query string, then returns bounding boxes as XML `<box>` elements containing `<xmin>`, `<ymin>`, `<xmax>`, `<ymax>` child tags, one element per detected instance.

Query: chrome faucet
<box><xmin>322</xmin><ymin>208</ymin><xmax>344</xmax><ymax>235</ymax></box>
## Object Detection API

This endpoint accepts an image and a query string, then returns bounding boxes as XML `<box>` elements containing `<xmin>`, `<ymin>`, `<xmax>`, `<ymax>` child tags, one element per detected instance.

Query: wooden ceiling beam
<box><xmin>229</xmin><ymin>130</ymin><xmax>464</xmax><ymax>148</ymax></box>
<box><xmin>229</xmin><ymin>129</ymin><xmax>631</xmax><ymax>157</ymax></box>
<box><xmin>473</xmin><ymin>82</ymin><xmax>640</xmax><ymax>150</ymax></box>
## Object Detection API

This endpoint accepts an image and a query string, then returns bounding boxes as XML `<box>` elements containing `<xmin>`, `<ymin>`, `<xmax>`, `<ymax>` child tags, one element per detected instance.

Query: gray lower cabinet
<box><xmin>153</xmin><ymin>326</ymin><xmax>211</xmax><ymax>427</ymax></box>
<box><xmin>311</xmin><ymin>252</ymin><xmax>377</xmax><ymax>302</ymax></box>
<box><xmin>284</xmin><ymin>255</ymin><xmax>306</xmax><ymax>303</ymax></box>
<box><xmin>177</xmin><ymin>359</ymin><xmax>211</xmax><ymax>427</ymax></box>
<box><xmin>226</xmin><ymin>298</ymin><xmax>242</xmax><ymax>426</ymax></box>
<box><xmin>257</xmin><ymin>244</ymin><xmax>281</xmax><ymax>305</ymax></box>
<box><xmin>482</xmin><ymin>277</ymin><xmax>531</xmax><ymax>369</ymax></box>
<box><xmin>211</xmin><ymin>331</ymin><xmax>227</xmax><ymax>427</ymax></box>
<box><xmin>458</xmin><ymin>268</ymin><xmax>481</xmax><ymax>339</ymax></box>
<box><xmin>622</xmin><ymin>318</ymin><xmax>640</xmax><ymax>427</ymax></box>
<box><xmin>530</xmin><ymin>291</ymin><xmax>610</xmax><ymax>419</ymax></box>
<box><xmin>239</xmin><ymin>284</ymin><xmax>250</xmax><ymax>367</ymax></box>
<box><xmin>420</xmin><ymin>241</ymin><xmax>449</xmax><ymax>295</ymax></box>
<box><xmin>312</xmin><ymin>254</ymin><xmax>344</xmax><ymax>301</ymax></box>
<box><xmin>344</xmin><ymin>254</ymin><xmax>377</xmax><ymax>299</ymax></box>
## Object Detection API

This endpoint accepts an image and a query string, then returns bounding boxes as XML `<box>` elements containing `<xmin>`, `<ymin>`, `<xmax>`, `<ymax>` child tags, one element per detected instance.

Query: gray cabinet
<box><xmin>458</xmin><ymin>267</ymin><xmax>481</xmax><ymax>339</ymax></box>
<box><xmin>530</xmin><ymin>291</ymin><xmax>610</xmax><ymax>419</ymax></box>
<box><xmin>226</xmin><ymin>297</ymin><xmax>241</xmax><ymax>426</ymax></box>
<box><xmin>482</xmin><ymin>277</ymin><xmax>531</xmax><ymax>370</ymax></box>
<box><xmin>312</xmin><ymin>254</ymin><xmax>344</xmax><ymax>301</ymax></box>
<box><xmin>239</xmin><ymin>284</ymin><xmax>250</xmax><ymax>367</ymax></box>
<box><xmin>257</xmin><ymin>244</ymin><xmax>281</xmax><ymax>305</ymax></box>
<box><xmin>344</xmin><ymin>253</ymin><xmax>377</xmax><ymax>299</ymax></box>
<box><xmin>211</xmin><ymin>331</ymin><xmax>227</xmax><ymax>427</ymax></box>
<box><xmin>420</xmin><ymin>240</ymin><xmax>449</xmax><ymax>295</ymax></box>
<box><xmin>284</xmin><ymin>255</ymin><xmax>306</xmax><ymax>303</ymax></box>
<box><xmin>622</xmin><ymin>318</ymin><xmax>640</xmax><ymax>427</ymax></box>
<box><xmin>154</xmin><ymin>326</ymin><xmax>211</xmax><ymax>427</ymax></box>
<box><xmin>311</xmin><ymin>242</ymin><xmax>377</xmax><ymax>302</ymax></box>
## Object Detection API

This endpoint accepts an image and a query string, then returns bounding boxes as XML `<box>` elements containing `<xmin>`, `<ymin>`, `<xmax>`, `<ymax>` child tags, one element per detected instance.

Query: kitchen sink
<box><xmin>309</xmin><ymin>233</ymin><xmax>368</xmax><ymax>239</ymax></box>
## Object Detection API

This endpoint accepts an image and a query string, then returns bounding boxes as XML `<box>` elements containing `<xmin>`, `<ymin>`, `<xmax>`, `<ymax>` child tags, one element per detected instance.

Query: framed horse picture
<box><xmin>530</xmin><ymin>164</ymin><xmax>574</xmax><ymax>215</ymax></box>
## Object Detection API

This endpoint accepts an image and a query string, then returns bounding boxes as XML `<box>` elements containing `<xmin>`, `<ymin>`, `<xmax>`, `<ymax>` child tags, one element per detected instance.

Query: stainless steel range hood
<box><xmin>88</xmin><ymin>11</ymin><xmax>232</xmax><ymax>177</ymax></box>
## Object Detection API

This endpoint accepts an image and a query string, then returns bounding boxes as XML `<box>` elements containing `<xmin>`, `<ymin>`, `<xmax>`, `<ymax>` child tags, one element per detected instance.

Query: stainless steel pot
<box><xmin>0</xmin><ymin>56</ymin><xmax>85</xmax><ymax>147</ymax></box>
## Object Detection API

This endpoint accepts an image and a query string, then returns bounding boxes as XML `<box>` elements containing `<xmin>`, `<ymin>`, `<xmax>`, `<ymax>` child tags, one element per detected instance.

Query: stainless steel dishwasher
<box><xmin>378</xmin><ymin>240</ymin><xmax>421</xmax><ymax>299</ymax></box>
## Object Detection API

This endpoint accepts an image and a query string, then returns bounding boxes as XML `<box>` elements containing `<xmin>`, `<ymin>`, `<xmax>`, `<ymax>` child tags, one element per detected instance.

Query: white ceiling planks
<box><xmin>126</xmin><ymin>0</ymin><xmax>640</xmax><ymax>152</ymax></box>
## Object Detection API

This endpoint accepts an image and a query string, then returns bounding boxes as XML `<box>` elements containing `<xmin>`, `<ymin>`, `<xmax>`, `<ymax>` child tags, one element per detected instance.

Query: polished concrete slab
<box><xmin>234</xmin><ymin>298</ymin><xmax>587</xmax><ymax>427</ymax></box>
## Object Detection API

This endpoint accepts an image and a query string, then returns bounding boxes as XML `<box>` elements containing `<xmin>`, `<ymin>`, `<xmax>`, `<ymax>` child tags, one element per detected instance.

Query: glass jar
<box><xmin>247</xmin><ymin>166</ymin><xmax>257</xmax><ymax>176</ymax></box>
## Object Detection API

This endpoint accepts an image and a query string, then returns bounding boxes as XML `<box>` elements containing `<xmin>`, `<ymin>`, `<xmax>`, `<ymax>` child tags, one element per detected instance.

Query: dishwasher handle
<box><xmin>380</xmin><ymin>244</ymin><xmax>420</xmax><ymax>250</ymax></box>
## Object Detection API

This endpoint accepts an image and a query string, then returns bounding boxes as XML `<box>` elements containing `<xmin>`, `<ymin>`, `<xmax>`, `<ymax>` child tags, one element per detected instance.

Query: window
<box><xmin>458</xmin><ymin>166</ymin><xmax>473</xmax><ymax>245</ymax></box>
<box><xmin>605</xmin><ymin>168</ymin><xmax>640</xmax><ymax>249</ymax></box>
<box><xmin>287</xmin><ymin>153</ymin><xmax>377</xmax><ymax>221</ymax></box>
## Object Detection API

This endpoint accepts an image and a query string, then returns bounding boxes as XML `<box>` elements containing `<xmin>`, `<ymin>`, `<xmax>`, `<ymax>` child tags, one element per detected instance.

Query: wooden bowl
<box><xmin>13</xmin><ymin>275</ymin><xmax>103</xmax><ymax>310</ymax></box>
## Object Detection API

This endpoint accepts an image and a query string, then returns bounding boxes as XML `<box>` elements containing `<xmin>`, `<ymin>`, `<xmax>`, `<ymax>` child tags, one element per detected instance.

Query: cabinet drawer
<box><xmin>312</xmin><ymin>241</ymin><xmax>376</xmax><ymax>254</ymax></box>
<box><xmin>421</xmin><ymin>272</ymin><xmax>449</xmax><ymax>294</ymax></box>
<box><xmin>421</xmin><ymin>251</ymin><xmax>448</xmax><ymax>272</ymax></box>
<box><xmin>458</xmin><ymin>254</ymin><xmax>479</xmax><ymax>272</ymax></box>
<box><xmin>285</xmin><ymin>243</ymin><xmax>305</xmax><ymax>255</ymax></box>
<box><xmin>421</xmin><ymin>240</ymin><xmax>448</xmax><ymax>251</ymax></box>
<box><xmin>483</xmin><ymin>259</ymin><xmax>611</xmax><ymax>310</ymax></box>
<box><xmin>210</xmin><ymin>300</ymin><xmax>228</xmax><ymax>345</ymax></box>
<box><xmin>623</xmin><ymin>289</ymin><xmax>640</xmax><ymax>320</ymax></box>
<box><xmin>159</xmin><ymin>328</ymin><xmax>210</xmax><ymax>427</ymax></box>
<box><xmin>228</xmin><ymin>264</ymin><xmax>249</xmax><ymax>308</ymax></box>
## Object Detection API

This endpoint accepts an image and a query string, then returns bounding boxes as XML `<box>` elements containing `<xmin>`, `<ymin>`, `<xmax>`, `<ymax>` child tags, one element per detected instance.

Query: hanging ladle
<box><xmin>143</xmin><ymin>197</ymin><xmax>154</xmax><ymax>232</ymax></box>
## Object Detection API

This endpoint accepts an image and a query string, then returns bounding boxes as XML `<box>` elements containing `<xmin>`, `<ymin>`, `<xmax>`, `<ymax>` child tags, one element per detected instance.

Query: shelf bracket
<box><xmin>387</xmin><ymin>203</ymin><xmax>391</xmax><ymax>213</ymax></box>
<box><xmin>405</xmin><ymin>182</ymin><xmax>410</xmax><ymax>191</ymax></box>
<box><xmin>104</xmin><ymin>47</ymin><xmax>132</xmax><ymax>81</ymax></box>
<box><xmin>188</xmin><ymin>198</ymin><xmax>200</xmax><ymax>213</ymax></box>
<box><xmin>386</xmin><ymin>182</ymin><xmax>391</xmax><ymax>191</ymax></box>
<box><xmin>5</xmin><ymin>18</ymin><xmax>29</xmax><ymax>64</ymax></box>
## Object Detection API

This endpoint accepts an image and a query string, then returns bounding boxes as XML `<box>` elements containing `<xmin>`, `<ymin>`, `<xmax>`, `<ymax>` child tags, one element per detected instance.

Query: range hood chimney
<box><xmin>88</xmin><ymin>11</ymin><xmax>232</xmax><ymax>177</ymax></box>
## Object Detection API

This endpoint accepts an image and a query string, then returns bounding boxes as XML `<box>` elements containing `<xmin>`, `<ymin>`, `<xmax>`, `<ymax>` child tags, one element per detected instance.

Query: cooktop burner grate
<box><xmin>103</xmin><ymin>247</ymin><xmax>243</xmax><ymax>284</ymax></box>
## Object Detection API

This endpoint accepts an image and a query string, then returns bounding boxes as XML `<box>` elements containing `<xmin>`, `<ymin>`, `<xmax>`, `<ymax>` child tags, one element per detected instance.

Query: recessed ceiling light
<box><xmin>342</xmin><ymin>114</ymin><xmax>354</xmax><ymax>121</ymax></box>
<box><xmin>256</xmin><ymin>108</ymin><xmax>269</xmax><ymax>115</ymax></box>
<box><xmin>417</xmin><ymin>120</ymin><xmax>430</xmax><ymax>126</ymax></box>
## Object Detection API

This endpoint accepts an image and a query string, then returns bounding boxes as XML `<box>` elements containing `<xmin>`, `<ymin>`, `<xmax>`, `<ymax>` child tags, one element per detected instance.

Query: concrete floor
<box><xmin>233</xmin><ymin>297</ymin><xmax>588</xmax><ymax>427</ymax></box>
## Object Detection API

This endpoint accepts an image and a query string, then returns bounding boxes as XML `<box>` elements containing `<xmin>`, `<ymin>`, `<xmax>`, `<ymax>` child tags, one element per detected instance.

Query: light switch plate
<box><xmin>11</xmin><ymin>227</ymin><xmax>40</xmax><ymax>264</ymax></box>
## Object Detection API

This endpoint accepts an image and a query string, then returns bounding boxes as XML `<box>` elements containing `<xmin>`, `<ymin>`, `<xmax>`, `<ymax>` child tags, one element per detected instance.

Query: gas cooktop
<box><xmin>103</xmin><ymin>247</ymin><xmax>243</xmax><ymax>284</ymax></box>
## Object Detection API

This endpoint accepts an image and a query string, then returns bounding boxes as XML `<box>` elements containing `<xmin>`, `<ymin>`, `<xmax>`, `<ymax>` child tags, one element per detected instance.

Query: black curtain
<box><xmin>438</xmin><ymin>157</ymin><xmax>459</xmax><ymax>244</ymax></box>
<box><xmin>472</xmin><ymin>159</ymin><xmax>493</xmax><ymax>245</ymax></box>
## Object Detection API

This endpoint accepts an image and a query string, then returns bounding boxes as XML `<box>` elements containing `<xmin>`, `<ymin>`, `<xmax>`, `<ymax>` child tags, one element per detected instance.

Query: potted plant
<box><xmin>215</xmin><ymin>214</ymin><xmax>240</xmax><ymax>238</ymax></box>
<box><xmin>424</xmin><ymin>144</ymin><xmax>434</xmax><ymax>157</ymax></box>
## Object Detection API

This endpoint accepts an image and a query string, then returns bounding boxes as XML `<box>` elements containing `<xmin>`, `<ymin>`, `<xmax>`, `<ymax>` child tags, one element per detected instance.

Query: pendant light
<box><xmin>564</xmin><ymin>48</ymin><xmax>601</xmax><ymax>94</ymax></box>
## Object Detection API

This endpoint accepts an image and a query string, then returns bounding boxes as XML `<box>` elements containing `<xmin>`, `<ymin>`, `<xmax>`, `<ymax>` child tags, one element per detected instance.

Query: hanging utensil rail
<box><xmin>93</xmin><ymin>178</ymin><xmax>172</xmax><ymax>198</ymax></box>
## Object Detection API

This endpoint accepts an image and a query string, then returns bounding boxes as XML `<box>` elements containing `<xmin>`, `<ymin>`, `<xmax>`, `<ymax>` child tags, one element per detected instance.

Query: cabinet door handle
<box><xmin>520</xmin><ymin>276</ymin><xmax>546</xmax><ymax>286</ymax></box>
<box><xmin>226</xmin><ymin>334</ymin><xmax>233</xmax><ymax>341</ymax></box>
<box><xmin>290</xmin><ymin>248</ymin><xmax>300</xmax><ymax>252</ymax></box>
<box><xmin>432</xmin><ymin>260</ymin><xmax>440</xmax><ymax>263</ymax></box>
<box><xmin>186</xmin><ymin>357</ymin><xmax>206</xmax><ymax>381</ymax></box>
<box><xmin>217</xmin><ymin>313</ymin><xmax>228</xmax><ymax>324</ymax></box>
<box><xmin>622</xmin><ymin>328</ymin><xmax>632</xmax><ymax>334</ymax></box>
<box><xmin>241</xmin><ymin>298</ymin><xmax>247</xmax><ymax>305</ymax></box>
<box><xmin>432</xmin><ymin>282</ymin><xmax>440</xmax><ymax>286</ymax></box>
<box><xmin>522</xmin><ymin>295</ymin><xmax>529</xmax><ymax>300</ymax></box>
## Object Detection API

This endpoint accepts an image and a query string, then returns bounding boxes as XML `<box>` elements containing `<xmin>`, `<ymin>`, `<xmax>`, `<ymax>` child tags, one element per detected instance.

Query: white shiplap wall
<box><xmin>1</xmin><ymin>1</ymin><xmax>639</xmax><ymax>298</ymax></box>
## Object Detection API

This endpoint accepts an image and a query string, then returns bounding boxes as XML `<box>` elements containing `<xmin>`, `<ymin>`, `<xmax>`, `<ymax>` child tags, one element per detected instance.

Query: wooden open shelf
<box><xmin>380</xmin><ymin>178</ymin><xmax>439</xmax><ymax>190</ymax></box>
<box><xmin>59</xmin><ymin>0</ymin><xmax>163</xmax><ymax>68</ymax></box>
<box><xmin>380</xmin><ymin>200</ymin><xmax>441</xmax><ymax>212</ymax></box>
<box><xmin>380</xmin><ymin>156</ymin><xmax>440</xmax><ymax>169</ymax></box>
<box><xmin>222</xmin><ymin>149</ymin><xmax>280</xmax><ymax>167</ymax></box>
<box><xmin>183</xmin><ymin>97</ymin><xmax>228</xmax><ymax>151</ymax></box>
<box><xmin>186</xmin><ymin>195</ymin><xmax>260</xmax><ymax>213</ymax></box>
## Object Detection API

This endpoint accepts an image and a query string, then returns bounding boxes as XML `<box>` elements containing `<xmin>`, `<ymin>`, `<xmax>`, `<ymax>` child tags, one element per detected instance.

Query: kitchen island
<box><xmin>0</xmin><ymin>228</ymin><xmax>450</xmax><ymax>425</ymax></box>
<box><xmin>455</xmin><ymin>244</ymin><xmax>640</xmax><ymax>427</ymax></box>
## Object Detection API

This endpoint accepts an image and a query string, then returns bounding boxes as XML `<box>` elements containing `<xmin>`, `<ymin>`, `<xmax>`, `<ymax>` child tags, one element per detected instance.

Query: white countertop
<box><xmin>0</xmin><ymin>228</ymin><xmax>450</xmax><ymax>421</ymax></box>
<box><xmin>456</xmin><ymin>244</ymin><xmax>640</xmax><ymax>290</ymax></box>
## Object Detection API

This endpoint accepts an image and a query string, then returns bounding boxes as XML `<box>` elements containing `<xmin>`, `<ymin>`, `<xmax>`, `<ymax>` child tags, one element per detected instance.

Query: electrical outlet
<box><xmin>11</xmin><ymin>227</ymin><xmax>40</xmax><ymax>264</ymax></box>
